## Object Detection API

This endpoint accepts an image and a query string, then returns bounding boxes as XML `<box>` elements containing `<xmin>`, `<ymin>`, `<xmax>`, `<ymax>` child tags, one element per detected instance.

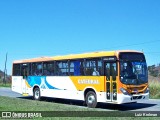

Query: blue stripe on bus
<box><xmin>27</xmin><ymin>76</ymin><xmax>60</xmax><ymax>90</ymax></box>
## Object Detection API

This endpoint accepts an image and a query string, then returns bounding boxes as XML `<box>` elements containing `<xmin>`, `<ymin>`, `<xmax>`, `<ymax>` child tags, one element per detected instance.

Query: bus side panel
<box><xmin>12</xmin><ymin>76</ymin><xmax>23</xmax><ymax>94</ymax></box>
<box><xmin>25</xmin><ymin>76</ymin><xmax>106</xmax><ymax>101</ymax></box>
<box><xmin>25</xmin><ymin>76</ymin><xmax>84</xmax><ymax>100</ymax></box>
<box><xmin>70</xmin><ymin>76</ymin><xmax>105</xmax><ymax>92</ymax></box>
<box><xmin>41</xmin><ymin>76</ymin><xmax>84</xmax><ymax>100</ymax></box>
<box><xmin>44</xmin><ymin>76</ymin><xmax>105</xmax><ymax>101</ymax></box>
<box><xmin>40</xmin><ymin>89</ymin><xmax>84</xmax><ymax>100</ymax></box>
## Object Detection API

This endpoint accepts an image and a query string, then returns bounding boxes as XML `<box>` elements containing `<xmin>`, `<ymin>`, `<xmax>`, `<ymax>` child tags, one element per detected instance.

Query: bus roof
<box><xmin>13</xmin><ymin>50</ymin><xmax>142</xmax><ymax>64</ymax></box>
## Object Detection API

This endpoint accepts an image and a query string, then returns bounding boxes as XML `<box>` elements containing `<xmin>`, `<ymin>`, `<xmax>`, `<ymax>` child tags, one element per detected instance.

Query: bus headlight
<box><xmin>144</xmin><ymin>88</ymin><xmax>149</xmax><ymax>93</ymax></box>
<box><xmin>120</xmin><ymin>88</ymin><xmax>129</xmax><ymax>95</ymax></box>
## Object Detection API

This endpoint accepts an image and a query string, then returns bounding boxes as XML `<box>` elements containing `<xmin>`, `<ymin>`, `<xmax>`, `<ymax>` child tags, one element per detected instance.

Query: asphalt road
<box><xmin>0</xmin><ymin>87</ymin><xmax>22</xmax><ymax>98</ymax></box>
<box><xmin>0</xmin><ymin>87</ymin><xmax>160</xmax><ymax>111</ymax></box>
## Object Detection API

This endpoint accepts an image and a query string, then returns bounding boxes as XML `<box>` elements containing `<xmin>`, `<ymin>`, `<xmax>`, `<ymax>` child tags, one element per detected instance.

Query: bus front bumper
<box><xmin>117</xmin><ymin>93</ymin><xmax>149</xmax><ymax>104</ymax></box>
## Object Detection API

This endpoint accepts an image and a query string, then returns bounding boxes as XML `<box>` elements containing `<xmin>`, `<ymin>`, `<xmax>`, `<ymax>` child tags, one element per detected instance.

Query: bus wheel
<box><xmin>85</xmin><ymin>91</ymin><xmax>97</xmax><ymax>108</ymax></box>
<box><xmin>33</xmin><ymin>87</ymin><xmax>41</xmax><ymax>100</ymax></box>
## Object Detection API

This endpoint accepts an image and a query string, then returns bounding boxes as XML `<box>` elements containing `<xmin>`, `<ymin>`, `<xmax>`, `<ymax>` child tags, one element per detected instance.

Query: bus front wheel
<box><xmin>33</xmin><ymin>87</ymin><xmax>41</xmax><ymax>100</ymax></box>
<box><xmin>85</xmin><ymin>91</ymin><xmax>97</xmax><ymax>108</ymax></box>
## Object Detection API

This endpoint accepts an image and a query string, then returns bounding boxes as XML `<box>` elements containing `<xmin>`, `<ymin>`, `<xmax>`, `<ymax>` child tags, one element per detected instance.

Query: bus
<box><xmin>12</xmin><ymin>50</ymin><xmax>149</xmax><ymax>108</ymax></box>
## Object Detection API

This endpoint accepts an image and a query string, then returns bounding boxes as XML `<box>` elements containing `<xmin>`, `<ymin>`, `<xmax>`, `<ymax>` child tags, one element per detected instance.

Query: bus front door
<box><xmin>105</xmin><ymin>62</ymin><xmax>117</xmax><ymax>102</ymax></box>
<box><xmin>21</xmin><ymin>64</ymin><xmax>29</xmax><ymax>95</ymax></box>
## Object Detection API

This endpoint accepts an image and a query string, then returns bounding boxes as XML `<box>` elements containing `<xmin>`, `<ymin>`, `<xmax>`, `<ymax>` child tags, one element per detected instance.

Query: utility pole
<box><xmin>3</xmin><ymin>52</ymin><xmax>8</xmax><ymax>85</ymax></box>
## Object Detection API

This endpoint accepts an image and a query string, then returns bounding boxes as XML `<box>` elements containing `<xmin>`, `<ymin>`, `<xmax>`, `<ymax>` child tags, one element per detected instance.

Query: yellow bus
<box><xmin>12</xmin><ymin>50</ymin><xmax>149</xmax><ymax>108</ymax></box>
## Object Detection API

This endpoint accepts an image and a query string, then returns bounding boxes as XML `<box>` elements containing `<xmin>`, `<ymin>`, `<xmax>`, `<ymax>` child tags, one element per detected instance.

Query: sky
<box><xmin>0</xmin><ymin>0</ymin><xmax>160</xmax><ymax>75</ymax></box>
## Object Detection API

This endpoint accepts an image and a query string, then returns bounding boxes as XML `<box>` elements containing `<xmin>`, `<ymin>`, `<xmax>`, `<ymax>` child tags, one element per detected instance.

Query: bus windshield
<box><xmin>119</xmin><ymin>53</ymin><xmax>148</xmax><ymax>85</ymax></box>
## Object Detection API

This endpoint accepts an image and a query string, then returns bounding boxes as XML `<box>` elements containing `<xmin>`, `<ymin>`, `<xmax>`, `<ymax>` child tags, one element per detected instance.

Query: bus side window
<box><xmin>84</xmin><ymin>59</ymin><xmax>101</xmax><ymax>76</ymax></box>
<box><xmin>13</xmin><ymin>64</ymin><xmax>21</xmax><ymax>76</ymax></box>
<box><xmin>54</xmin><ymin>62</ymin><xmax>59</xmax><ymax>76</ymax></box>
<box><xmin>28</xmin><ymin>63</ymin><xmax>32</xmax><ymax>76</ymax></box>
<box><xmin>32</xmin><ymin>63</ymin><xmax>36</xmax><ymax>76</ymax></box>
<box><xmin>49</xmin><ymin>62</ymin><xmax>55</xmax><ymax>76</ymax></box>
<box><xmin>43</xmin><ymin>62</ymin><xmax>54</xmax><ymax>76</ymax></box>
<box><xmin>21</xmin><ymin>63</ymin><xmax>29</xmax><ymax>78</ymax></box>
<box><xmin>85</xmin><ymin>60</ymin><xmax>92</xmax><ymax>76</ymax></box>
<box><xmin>98</xmin><ymin>60</ymin><xmax>102</xmax><ymax>75</ymax></box>
<box><xmin>69</xmin><ymin>61</ymin><xmax>74</xmax><ymax>76</ymax></box>
<box><xmin>69</xmin><ymin>60</ymin><xmax>85</xmax><ymax>76</ymax></box>
<box><xmin>32</xmin><ymin>63</ymin><xmax>42</xmax><ymax>76</ymax></box>
<box><xmin>43</xmin><ymin>63</ymin><xmax>48</xmax><ymax>75</ymax></box>
<box><xmin>80</xmin><ymin>60</ymin><xmax>85</xmax><ymax>76</ymax></box>
<box><xmin>74</xmin><ymin>61</ymin><xmax>80</xmax><ymax>76</ymax></box>
<box><xmin>56</xmin><ymin>61</ymin><xmax>69</xmax><ymax>76</ymax></box>
<box><xmin>37</xmin><ymin>63</ymin><xmax>42</xmax><ymax>76</ymax></box>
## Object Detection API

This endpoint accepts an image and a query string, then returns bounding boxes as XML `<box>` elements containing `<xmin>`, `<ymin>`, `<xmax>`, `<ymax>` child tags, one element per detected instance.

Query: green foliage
<box><xmin>0</xmin><ymin>78</ymin><xmax>11</xmax><ymax>87</ymax></box>
<box><xmin>148</xmin><ymin>65</ymin><xmax>159</xmax><ymax>77</ymax></box>
<box><xmin>149</xmin><ymin>81</ymin><xmax>160</xmax><ymax>99</ymax></box>
<box><xmin>0</xmin><ymin>96</ymin><xmax>90</xmax><ymax>111</ymax></box>
<box><xmin>0</xmin><ymin>82</ymin><xmax>11</xmax><ymax>87</ymax></box>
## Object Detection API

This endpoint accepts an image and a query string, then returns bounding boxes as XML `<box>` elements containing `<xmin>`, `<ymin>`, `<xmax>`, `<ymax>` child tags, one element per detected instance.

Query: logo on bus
<box><xmin>133</xmin><ymin>89</ymin><xmax>139</xmax><ymax>94</ymax></box>
<box><xmin>78</xmin><ymin>79</ymin><xmax>99</xmax><ymax>84</ymax></box>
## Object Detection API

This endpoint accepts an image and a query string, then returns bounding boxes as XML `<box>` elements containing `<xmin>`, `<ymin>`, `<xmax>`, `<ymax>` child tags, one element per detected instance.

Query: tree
<box><xmin>148</xmin><ymin>64</ymin><xmax>159</xmax><ymax>77</ymax></box>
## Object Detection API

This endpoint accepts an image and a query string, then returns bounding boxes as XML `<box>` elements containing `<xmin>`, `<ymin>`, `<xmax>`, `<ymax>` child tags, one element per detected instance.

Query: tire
<box><xmin>85</xmin><ymin>91</ymin><xmax>97</xmax><ymax>108</ymax></box>
<box><xmin>33</xmin><ymin>87</ymin><xmax>41</xmax><ymax>100</ymax></box>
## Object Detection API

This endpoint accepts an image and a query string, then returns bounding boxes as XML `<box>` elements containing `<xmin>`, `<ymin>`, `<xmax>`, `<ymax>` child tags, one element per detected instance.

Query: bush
<box><xmin>149</xmin><ymin>80</ymin><xmax>160</xmax><ymax>99</ymax></box>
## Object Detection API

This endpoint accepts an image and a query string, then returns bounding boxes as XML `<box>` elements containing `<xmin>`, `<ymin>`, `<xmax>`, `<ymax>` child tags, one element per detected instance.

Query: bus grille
<box><xmin>126</xmin><ymin>85</ymin><xmax>147</xmax><ymax>95</ymax></box>
<box><xmin>132</xmin><ymin>96</ymin><xmax>142</xmax><ymax>100</ymax></box>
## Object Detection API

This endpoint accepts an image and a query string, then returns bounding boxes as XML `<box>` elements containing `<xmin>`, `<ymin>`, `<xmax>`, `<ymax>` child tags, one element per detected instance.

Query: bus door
<box><xmin>104</xmin><ymin>62</ymin><xmax>117</xmax><ymax>102</ymax></box>
<box><xmin>21</xmin><ymin>63</ymin><xmax>29</xmax><ymax>95</ymax></box>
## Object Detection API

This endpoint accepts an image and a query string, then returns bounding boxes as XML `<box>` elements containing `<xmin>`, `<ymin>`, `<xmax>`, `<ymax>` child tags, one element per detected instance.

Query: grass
<box><xmin>0</xmin><ymin>96</ymin><xmax>159</xmax><ymax>120</ymax></box>
<box><xmin>0</xmin><ymin>82</ymin><xmax>11</xmax><ymax>88</ymax></box>
<box><xmin>0</xmin><ymin>96</ymin><xmax>89</xmax><ymax>111</ymax></box>
<box><xmin>149</xmin><ymin>80</ymin><xmax>160</xmax><ymax>99</ymax></box>
<box><xmin>0</xmin><ymin>79</ymin><xmax>11</xmax><ymax>87</ymax></box>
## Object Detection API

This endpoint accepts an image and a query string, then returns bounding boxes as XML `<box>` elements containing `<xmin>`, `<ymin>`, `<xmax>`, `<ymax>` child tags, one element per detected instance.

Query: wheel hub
<box><xmin>88</xmin><ymin>95</ymin><xmax>95</xmax><ymax>104</ymax></box>
<box><xmin>35</xmin><ymin>90</ymin><xmax>39</xmax><ymax>99</ymax></box>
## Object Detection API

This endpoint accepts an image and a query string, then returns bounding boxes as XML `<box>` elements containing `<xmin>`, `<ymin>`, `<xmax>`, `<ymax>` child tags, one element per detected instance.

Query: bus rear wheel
<box><xmin>33</xmin><ymin>87</ymin><xmax>41</xmax><ymax>100</ymax></box>
<box><xmin>85</xmin><ymin>91</ymin><xmax>97</xmax><ymax>108</ymax></box>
